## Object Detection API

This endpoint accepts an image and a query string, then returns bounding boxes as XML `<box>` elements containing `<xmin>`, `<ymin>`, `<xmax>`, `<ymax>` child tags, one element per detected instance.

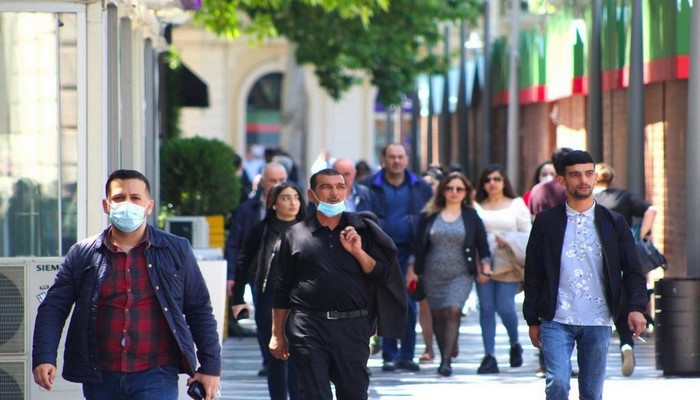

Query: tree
<box><xmin>160</xmin><ymin>137</ymin><xmax>241</xmax><ymax>216</ymax></box>
<box><xmin>195</xmin><ymin>0</ymin><xmax>480</xmax><ymax>105</ymax></box>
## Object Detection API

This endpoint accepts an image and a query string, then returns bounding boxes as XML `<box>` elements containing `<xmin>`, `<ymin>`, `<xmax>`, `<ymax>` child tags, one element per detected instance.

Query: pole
<box><xmin>440</xmin><ymin>25</ymin><xmax>452</xmax><ymax>166</ymax></box>
<box><xmin>686</xmin><ymin>1</ymin><xmax>700</xmax><ymax>276</ymax></box>
<box><xmin>588</xmin><ymin>0</ymin><xmax>603</xmax><ymax>160</ymax></box>
<box><xmin>458</xmin><ymin>20</ymin><xmax>470</xmax><ymax>172</ymax></box>
<box><xmin>481</xmin><ymin>0</ymin><xmax>492</xmax><ymax>171</ymax></box>
<box><xmin>627</xmin><ymin>0</ymin><xmax>645</xmax><ymax>195</ymax></box>
<box><xmin>506</xmin><ymin>0</ymin><xmax>520</xmax><ymax>188</ymax></box>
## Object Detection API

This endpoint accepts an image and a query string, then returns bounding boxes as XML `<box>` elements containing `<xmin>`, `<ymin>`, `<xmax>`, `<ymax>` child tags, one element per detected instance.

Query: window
<box><xmin>0</xmin><ymin>10</ymin><xmax>80</xmax><ymax>256</ymax></box>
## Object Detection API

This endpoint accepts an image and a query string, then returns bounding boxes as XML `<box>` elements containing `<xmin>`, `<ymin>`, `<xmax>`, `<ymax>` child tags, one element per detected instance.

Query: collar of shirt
<box><xmin>308</xmin><ymin>213</ymin><xmax>349</xmax><ymax>234</ymax></box>
<box><xmin>103</xmin><ymin>227</ymin><xmax>152</xmax><ymax>253</ymax></box>
<box><xmin>565</xmin><ymin>201</ymin><xmax>596</xmax><ymax>218</ymax></box>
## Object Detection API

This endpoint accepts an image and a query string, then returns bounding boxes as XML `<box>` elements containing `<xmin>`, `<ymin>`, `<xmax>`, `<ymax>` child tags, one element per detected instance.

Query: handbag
<box><xmin>635</xmin><ymin>237</ymin><xmax>668</xmax><ymax>274</ymax></box>
<box><xmin>408</xmin><ymin>279</ymin><xmax>425</xmax><ymax>302</ymax></box>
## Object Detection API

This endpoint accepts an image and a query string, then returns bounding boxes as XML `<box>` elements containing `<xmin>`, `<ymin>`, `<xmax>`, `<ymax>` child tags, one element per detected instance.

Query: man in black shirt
<box><xmin>594</xmin><ymin>162</ymin><xmax>657</xmax><ymax>377</ymax></box>
<box><xmin>270</xmin><ymin>168</ymin><xmax>403</xmax><ymax>399</ymax></box>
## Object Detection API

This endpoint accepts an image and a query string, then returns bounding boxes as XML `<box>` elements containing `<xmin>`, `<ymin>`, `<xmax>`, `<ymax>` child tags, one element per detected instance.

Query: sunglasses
<box><xmin>484</xmin><ymin>176</ymin><xmax>503</xmax><ymax>183</ymax></box>
<box><xmin>444</xmin><ymin>186</ymin><xmax>467</xmax><ymax>193</ymax></box>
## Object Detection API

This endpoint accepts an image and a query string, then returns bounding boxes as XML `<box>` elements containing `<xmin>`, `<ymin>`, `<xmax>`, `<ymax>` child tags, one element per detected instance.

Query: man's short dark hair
<box><xmin>558</xmin><ymin>150</ymin><xmax>595</xmax><ymax>175</ymax></box>
<box><xmin>106</xmin><ymin>169</ymin><xmax>151</xmax><ymax>197</ymax></box>
<box><xmin>309</xmin><ymin>168</ymin><xmax>344</xmax><ymax>190</ymax></box>
<box><xmin>381</xmin><ymin>142</ymin><xmax>407</xmax><ymax>157</ymax></box>
<box><xmin>551</xmin><ymin>147</ymin><xmax>573</xmax><ymax>175</ymax></box>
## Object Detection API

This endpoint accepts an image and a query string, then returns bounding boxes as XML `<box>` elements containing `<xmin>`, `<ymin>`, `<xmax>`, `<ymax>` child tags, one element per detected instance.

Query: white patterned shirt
<box><xmin>553</xmin><ymin>202</ymin><xmax>614</xmax><ymax>326</ymax></box>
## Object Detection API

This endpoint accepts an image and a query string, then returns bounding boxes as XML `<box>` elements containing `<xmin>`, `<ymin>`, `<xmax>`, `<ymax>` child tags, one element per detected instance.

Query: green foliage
<box><xmin>196</xmin><ymin>0</ymin><xmax>480</xmax><ymax>106</ymax></box>
<box><xmin>160</xmin><ymin>137</ymin><xmax>241</xmax><ymax>216</ymax></box>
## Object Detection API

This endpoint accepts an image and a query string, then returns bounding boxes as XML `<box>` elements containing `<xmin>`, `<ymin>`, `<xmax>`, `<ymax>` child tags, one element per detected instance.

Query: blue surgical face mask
<box><xmin>109</xmin><ymin>201</ymin><xmax>147</xmax><ymax>233</ymax></box>
<box><xmin>312</xmin><ymin>192</ymin><xmax>346</xmax><ymax>217</ymax></box>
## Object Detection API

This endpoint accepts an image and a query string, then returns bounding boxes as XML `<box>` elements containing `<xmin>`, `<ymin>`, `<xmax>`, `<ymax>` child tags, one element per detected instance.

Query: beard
<box><xmin>569</xmin><ymin>186</ymin><xmax>593</xmax><ymax>200</ymax></box>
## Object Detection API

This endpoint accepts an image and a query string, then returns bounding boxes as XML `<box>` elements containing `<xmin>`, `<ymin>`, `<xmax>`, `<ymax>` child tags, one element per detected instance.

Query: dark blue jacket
<box><xmin>225</xmin><ymin>191</ymin><xmax>264</xmax><ymax>280</ymax></box>
<box><xmin>32</xmin><ymin>226</ymin><xmax>221</xmax><ymax>383</ymax></box>
<box><xmin>413</xmin><ymin>206</ymin><xmax>491</xmax><ymax>276</ymax></box>
<box><xmin>523</xmin><ymin>203</ymin><xmax>647</xmax><ymax>326</ymax></box>
<box><xmin>363</xmin><ymin>170</ymin><xmax>433</xmax><ymax>245</ymax></box>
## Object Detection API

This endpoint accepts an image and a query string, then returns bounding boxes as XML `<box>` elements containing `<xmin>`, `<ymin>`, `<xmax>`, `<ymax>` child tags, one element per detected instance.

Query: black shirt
<box><xmin>594</xmin><ymin>188</ymin><xmax>650</xmax><ymax>226</ymax></box>
<box><xmin>273</xmin><ymin>213</ymin><xmax>390</xmax><ymax>312</ymax></box>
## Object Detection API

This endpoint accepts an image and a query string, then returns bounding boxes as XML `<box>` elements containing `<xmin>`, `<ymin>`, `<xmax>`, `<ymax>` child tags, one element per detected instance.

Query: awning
<box><xmin>179</xmin><ymin>62</ymin><xmax>209</xmax><ymax>108</ymax></box>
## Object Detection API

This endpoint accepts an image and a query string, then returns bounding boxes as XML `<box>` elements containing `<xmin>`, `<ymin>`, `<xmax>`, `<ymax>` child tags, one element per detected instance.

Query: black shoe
<box><xmin>477</xmin><ymin>354</ymin><xmax>499</xmax><ymax>374</ymax></box>
<box><xmin>382</xmin><ymin>361</ymin><xmax>396</xmax><ymax>372</ymax></box>
<box><xmin>510</xmin><ymin>343</ymin><xmax>523</xmax><ymax>367</ymax></box>
<box><xmin>396</xmin><ymin>359</ymin><xmax>420</xmax><ymax>371</ymax></box>
<box><xmin>438</xmin><ymin>363</ymin><xmax>453</xmax><ymax>377</ymax></box>
<box><xmin>257</xmin><ymin>366</ymin><xmax>268</xmax><ymax>377</ymax></box>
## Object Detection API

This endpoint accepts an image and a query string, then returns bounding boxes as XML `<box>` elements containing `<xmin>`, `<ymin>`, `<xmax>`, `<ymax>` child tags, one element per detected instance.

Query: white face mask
<box><xmin>109</xmin><ymin>201</ymin><xmax>147</xmax><ymax>232</ymax></box>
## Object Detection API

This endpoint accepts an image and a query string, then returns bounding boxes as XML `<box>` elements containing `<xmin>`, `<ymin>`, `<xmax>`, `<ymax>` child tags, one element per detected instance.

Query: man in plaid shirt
<box><xmin>33</xmin><ymin>169</ymin><xmax>221</xmax><ymax>400</ymax></box>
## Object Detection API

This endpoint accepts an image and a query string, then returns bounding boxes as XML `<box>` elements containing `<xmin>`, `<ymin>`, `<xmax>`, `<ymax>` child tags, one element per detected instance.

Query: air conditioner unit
<box><xmin>164</xmin><ymin>216</ymin><xmax>210</xmax><ymax>248</ymax></box>
<box><xmin>0</xmin><ymin>258</ymin><xmax>83</xmax><ymax>399</ymax></box>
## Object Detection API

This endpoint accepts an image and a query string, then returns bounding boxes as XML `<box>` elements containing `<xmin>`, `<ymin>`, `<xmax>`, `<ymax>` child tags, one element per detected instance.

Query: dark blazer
<box><xmin>523</xmin><ymin>203</ymin><xmax>647</xmax><ymax>326</ymax></box>
<box><xmin>413</xmin><ymin>206</ymin><xmax>491</xmax><ymax>276</ymax></box>
<box><xmin>225</xmin><ymin>192</ymin><xmax>264</xmax><ymax>280</ymax></box>
<box><xmin>346</xmin><ymin>211</ymin><xmax>408</xmax><ymax>339</ymax></box>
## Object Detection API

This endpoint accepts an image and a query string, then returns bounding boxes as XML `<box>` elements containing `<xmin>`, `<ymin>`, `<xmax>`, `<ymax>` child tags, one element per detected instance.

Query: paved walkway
<box><xmin>219</xmin><ymin>295</ymin><xmax>699</xmax><ymax>399</ymax></box>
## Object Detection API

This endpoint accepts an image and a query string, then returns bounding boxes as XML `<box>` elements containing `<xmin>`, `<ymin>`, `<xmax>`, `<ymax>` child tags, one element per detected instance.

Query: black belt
<box><xmin>296</xmin><ymin>308</ymin><xmax>368</xmax><ymax>320</ymax></box>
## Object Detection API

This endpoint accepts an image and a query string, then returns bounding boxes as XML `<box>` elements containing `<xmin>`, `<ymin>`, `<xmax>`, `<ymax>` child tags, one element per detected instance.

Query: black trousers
<box><xmin>287</xmin><ymin>309</ymin><xmax>372</xmax><ymax>400</ymax></box>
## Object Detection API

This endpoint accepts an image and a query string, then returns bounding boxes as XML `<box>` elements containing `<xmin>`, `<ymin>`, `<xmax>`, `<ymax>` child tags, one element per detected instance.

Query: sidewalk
<box><xmin>219</xmin><ymin>295</ymin><xmax>699</xmax><ymax>399</ymax></box>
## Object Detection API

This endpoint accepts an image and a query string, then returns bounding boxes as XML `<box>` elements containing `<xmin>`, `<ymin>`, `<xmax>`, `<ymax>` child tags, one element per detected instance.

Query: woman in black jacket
<box><xmin>232</xmin><ymin>183</ymin><xmax>306</xmax><ymax>400</ymax></box>
<box><xmin>413</xmin><ymin>172</ymin><xmax>491</xmax><ymax>376</ymax></box>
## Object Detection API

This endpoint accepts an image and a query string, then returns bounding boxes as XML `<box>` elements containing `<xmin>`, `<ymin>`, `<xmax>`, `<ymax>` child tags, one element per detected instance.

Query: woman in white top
<box><xmin>473</xmin><ymin>164</ymin><xmax>532</xmax><ymax>374</ymax></box>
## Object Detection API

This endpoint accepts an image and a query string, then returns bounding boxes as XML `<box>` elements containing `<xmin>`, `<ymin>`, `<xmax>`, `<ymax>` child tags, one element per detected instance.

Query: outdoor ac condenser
<box><xmin>0</xmin><ymin>258</ymin><xmax>83</xmax><ymax>399</ymax></box>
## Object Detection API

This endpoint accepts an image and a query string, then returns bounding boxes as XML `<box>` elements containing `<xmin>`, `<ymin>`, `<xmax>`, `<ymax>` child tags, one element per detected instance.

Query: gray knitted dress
<box><xmin>422</xmin><ymin>215</ymin><xmax>474</xmax><ymax>309</ymax></box>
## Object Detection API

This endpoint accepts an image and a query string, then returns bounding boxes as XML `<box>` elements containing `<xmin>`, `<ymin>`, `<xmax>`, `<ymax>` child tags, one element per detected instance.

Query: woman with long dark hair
<box><xmin>413</xmin><ymin>172</ymin><xmax>491</xmax><ymax>376</ymax></box>
<box><xmin>232</xmin><ymin>183</ymin><xmax>306</xmax><ymax>399</ymax></box>
<box><xmin>473</xmin><ymin>164</ymin><xmax>531</xmax><ymax>374</ymax></box>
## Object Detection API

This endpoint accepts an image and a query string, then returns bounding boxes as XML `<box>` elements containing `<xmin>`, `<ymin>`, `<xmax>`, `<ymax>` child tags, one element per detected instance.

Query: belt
<box><xmin>297</xmin><ymin>308</ymin><xmax>368</xmax><ymax>320</ymax></box>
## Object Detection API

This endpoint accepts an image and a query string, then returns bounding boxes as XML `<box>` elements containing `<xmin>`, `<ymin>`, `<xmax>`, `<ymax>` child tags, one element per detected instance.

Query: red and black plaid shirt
<box><xmin>96</xmin><ymin>231</ymin><xmax>179</xmax><ymax>372</ymax></box>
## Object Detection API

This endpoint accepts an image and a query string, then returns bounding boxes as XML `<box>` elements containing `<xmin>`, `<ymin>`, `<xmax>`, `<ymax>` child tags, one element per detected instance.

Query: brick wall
<box><xmin>662</xmin><ymin>80</ymin><xmax>687</xmax><ymax>276</ymax></box>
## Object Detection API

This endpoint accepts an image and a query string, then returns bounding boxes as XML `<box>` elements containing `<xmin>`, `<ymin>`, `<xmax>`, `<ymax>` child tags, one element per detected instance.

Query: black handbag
<box><xmin>635</xmin><ymin>237</ymin><xmax>668</xmax><ymax>274</ymax></box>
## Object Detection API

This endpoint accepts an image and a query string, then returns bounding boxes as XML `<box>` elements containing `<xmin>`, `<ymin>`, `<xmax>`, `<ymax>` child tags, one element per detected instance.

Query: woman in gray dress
<box><xmin>413</xmin><ymin>172</ymin><xmax>491</xmax><ymax>376</ymax></box>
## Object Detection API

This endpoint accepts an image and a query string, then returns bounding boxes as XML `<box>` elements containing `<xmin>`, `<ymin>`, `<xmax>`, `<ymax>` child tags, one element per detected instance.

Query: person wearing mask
<box><xmin>364</xmin><ymin>143</ymin><xmax>434</xmax><ymax>372</ymax></box>
<box><xmin>307</xmin><ymin>157</ymin><xmax>377</xmax><ymax>215</ymax></box>
<box><xmin>225</xmin><ymin>161</ymin><xmax>287</xmax><ymax>375</ymax></box>
<box><xmin>32</xmin><ymin>169</ymin><xmax>221</xmax><ymax>399</ymax></box>
<box><xmin>594</xmin><ymin>162</ymin><xmax>657</xmax><ymax>377</ymax></box>
<box><xmin>523</xmin><ymin>160</ymin><xmax>556</xmax><ymax>207</ymax></box>
<box><xmin>524</xmin><ymin>150</ymin><xmax>647</xmax><ymax>400</ymax></box>
<box><xmin>270</xmin><ymin>168</ymin><xmax>406</xmax><ymax>399</ymax></box>
<box><xmin>232</xmin><ymin>183</ymin><xmax>306</xmax><ymax>399</ymax></box>
<box><xmin>529</xmin><ymin>148</ymin><xmax>573</xmax><ymax>217</ymax></box>
<box><xmin>413</xmin><ymin>172</ymin><xmax>490</xmax><ymax>376</ymax></box>
<box><xmin>473</xmin><ymin>164</ymin><xmax>531</xmax><ymax>374</ymax></box>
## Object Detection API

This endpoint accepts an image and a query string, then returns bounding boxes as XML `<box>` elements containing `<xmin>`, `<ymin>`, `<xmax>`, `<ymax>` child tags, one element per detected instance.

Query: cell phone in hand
<box><xmin>236</xmin><ymin>308</ymin><xmax>250</xmax><ymax>320</ymax></box>
<box><xmin>187</xmin><ymin>380</ymin><xmax>206</xmax><ymax>400</ymax></box>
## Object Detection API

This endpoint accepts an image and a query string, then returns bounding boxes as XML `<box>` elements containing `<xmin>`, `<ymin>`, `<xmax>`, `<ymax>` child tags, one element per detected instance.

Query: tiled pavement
<box><xmin>219</xmin><ymin>295</ymin><xmax>700</xmax><ymax>399</ymax></box>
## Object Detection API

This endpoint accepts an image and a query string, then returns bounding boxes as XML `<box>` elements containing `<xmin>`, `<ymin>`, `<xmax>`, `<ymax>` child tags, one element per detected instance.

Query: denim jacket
<box><xmin>32</xmin><ymin>225</ymin><xmax>221</xmax><ymax>383</ymax></box>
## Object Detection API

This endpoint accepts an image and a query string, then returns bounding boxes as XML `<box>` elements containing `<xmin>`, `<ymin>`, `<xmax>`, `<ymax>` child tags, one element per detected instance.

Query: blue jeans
<box><xmin>540</xmin><ymin>320</ymin><xmax>611</xmax><ymax>400</ymax></box>
<box><xmin>82</xmin><ymin>366</ymin><xmax>179</xmax><ymax>400</ymax></box>
<box><xmin>475</xmin><ymin>279</ymin><xmax>520</xmax><ymax>354</ymax></box>
<box><xmin>382</xmin><ymin>246</ymin><xmax>417</xmax><ymax>362</ymax></box>
<box><xmin>256</xmin><ymin>288</ymin><xmax>299</xmax><ymax>400</ymax></box>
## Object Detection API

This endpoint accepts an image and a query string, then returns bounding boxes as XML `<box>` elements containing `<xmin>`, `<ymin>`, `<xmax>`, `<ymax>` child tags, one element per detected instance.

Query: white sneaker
<box><xmin>621</xmin><ymin>344</ymin><xmax>635</xmax><ymax>377</ymax></box>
